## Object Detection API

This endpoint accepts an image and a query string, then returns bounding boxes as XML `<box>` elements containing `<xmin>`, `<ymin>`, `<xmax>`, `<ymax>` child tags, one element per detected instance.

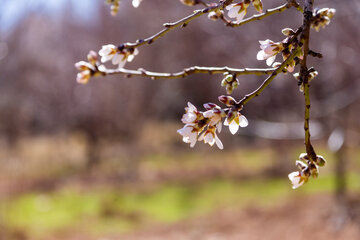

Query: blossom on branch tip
<box><xmin>226</xmin><ymin>2</ymin><xmax>250</xmax><ymax>24</ymax></box>
<box><xmin>99</xmin><ymin>44</ymin><xmax>139</xmax><ymax>68</ymax></box>
<box><xmin>288</xmin><ymin>153</ymin><xmax>327</xmax><ymax>189</ymax></box>
<box><xmin>288</xmin><ymin>171</ymin><xmax>307</xmax><ymax>189</ymax></box>
<box><xmin>256</xmin><ymin>39</ymin><xmax>283</xmax><ymax>66</ymax></box>
<box><xmin>75</xmin><ymin>61</ymin><xmax>95</xmax><ymax>84</ymax></box>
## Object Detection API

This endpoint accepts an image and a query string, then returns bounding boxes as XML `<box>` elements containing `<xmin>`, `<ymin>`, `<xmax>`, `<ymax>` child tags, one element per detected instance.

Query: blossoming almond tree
<box><xmin>75</xmin><ymin>0</ymin><xmax>336</xmax><ymax>189</ymax></box>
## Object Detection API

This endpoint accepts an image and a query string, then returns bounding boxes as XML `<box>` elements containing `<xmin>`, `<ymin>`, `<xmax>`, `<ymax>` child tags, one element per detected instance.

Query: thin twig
<box><xmin>300</xmin><ymin>0</ymin><xmax>317</xmax><ymax>161</ymax></box>
<box><xmin>101</xmin><ymin>66</ymin><xmax>275</xmax><ymax>80</ymax></box>
<box><xmin>238</xmin><ymin>47</ymin><xmax>301</xmax><ymax>106</ymax></box>
<box><xmin>122</xmin><ymin>0</ymin><xmax>234</xmax><ymax>49</ymax></box>
<box><xmin>227</xmin><ymin>3</ymin><xmax>297</xmax><ymax>27</ymax></box>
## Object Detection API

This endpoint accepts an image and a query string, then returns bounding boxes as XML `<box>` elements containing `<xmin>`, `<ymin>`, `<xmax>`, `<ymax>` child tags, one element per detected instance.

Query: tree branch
<box><xmin>226</xmin><ymin>2</ymin><xmax>302</xmax><ymax>28</ymax></box>
<box><xmin>100</xmin><ymin>66</ymin><xmax>275</xmax><ymax>80</ymax></box>
<box><xmin>300</xmin><ymin>0</ymin><xmax>317</xmax><ymax>161</ymax></box>
<box><xmin>237</xmin><ymin>47</ymin><xmax>301</xmax><ymax>106</ymax></box>
<box><xmin>122</xmin><ymin>0</ymin><xmax>234</xmax><ymax>50</ymax></box>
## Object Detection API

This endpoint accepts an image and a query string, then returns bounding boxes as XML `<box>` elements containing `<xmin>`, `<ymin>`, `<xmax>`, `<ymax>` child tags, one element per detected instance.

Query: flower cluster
<box><xmin>221</xmin><ymin>73</ymin><xmax>239</xmax><ymax>94</ymax></box>
<box><xmin>311</xmin><ymin>8</ymin><xmax>336</xmax><ymax>32</ymax></box>
<box><xmin>99</xmin><ymin>44</ymin><xmax>139</xmax><ymax>68</ymax></box>
<box><xmin>75</xmin><ymin>51</ymin><xmax>100</xmax><ymax>84</ymax></box>
<box><xmin>257</xmin><ymin>29</ymin><xmax>303</xmax><ymax>73</ymax></box>
<box><xmin>177</xmin><ymin>96</ymin><xmax>248</xmax><ymax>149</ymax></box>
<box><xmin>288</xmin><ymin>153</ymin><xmax>326</xmax><ymax>189</ymax></box>
<box><xmin>226</xmin><ymin>0</ymin><xmax>263</xmax><ymax>24</ymax></box>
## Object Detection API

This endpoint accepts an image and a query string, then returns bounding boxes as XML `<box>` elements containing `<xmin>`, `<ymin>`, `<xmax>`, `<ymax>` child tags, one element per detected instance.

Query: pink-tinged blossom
<box><xmin>257</xmin><ymin>39</ymin><xmax>283</xmax><ymax>66</ymax></box>
<box><xmin>226</xmin><ymin>2</ymin><xmax>249</xmax><ymax>24</ymax></box>
<box><xmin>75</xmin><ymin>61</ymin><xmax>95</xmax><ymax>84</ymax></box>
<box><xmin>177</xmin><ymin>124</ymin><xmax>198</xmax><ymax>148</ymax></box>
<box><xmin>224</xmin><ymin>111</ymin><xmax>248</xmax><ymax>135</ymax></box>
<box><xmin>198</xmin><ymin>126</ymin><xmax>224</xmax><ymax>149</ymax></box>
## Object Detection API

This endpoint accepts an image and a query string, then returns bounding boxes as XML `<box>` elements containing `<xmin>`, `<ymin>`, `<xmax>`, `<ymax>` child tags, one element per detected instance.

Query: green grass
<box><xmin>3</xmin><ymin>172</ymin><xmax>360</xmax><ymax>239</ymax></box>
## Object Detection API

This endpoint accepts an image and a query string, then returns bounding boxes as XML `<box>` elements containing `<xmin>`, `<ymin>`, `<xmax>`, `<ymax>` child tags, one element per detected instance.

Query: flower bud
<box><xmin>315</xmin><ymin>155</ymin><xmax>326</xmax><ymax>167</ymax></box>
<box><xmin>180</xmin><ymin>0</ymin><xmax>198</xmax><ymax>6</ymax></box>
<box><xmin>226</xmin><ymin>85</ymin><xmax>233</xmax><ymax>95</ymax></box>
<box><xmin>87</xmin><ymin>51</ymin><xmax>98</xmax><ymax>65</ymax></box>
<box><xmin>203</xmin><ymin>102</ymin><xmax>218</xmax><ymax>110</ymax></box>
<box><xmin>282</xmin><ymin>28</ymin><xmax>295</xmax><ymax>36</ymax></box>
<box><xmin>218</xmin><ymin>95</ymin><xmax>236</xmax><ymax>107</ymax></box>
<box><xmin>308</xmin><ymin>71</ymin><xmax>318</xmax><ymax>82</ymax></box>
<box><xmin>251</xmin><ymin>0</ymin><xmax>263</xmax><ymax>13</ymax></box>
<box><xmin>208</xmin><ymin>12</ymin><xmax>219</xmax><ymax>21</ymax></box>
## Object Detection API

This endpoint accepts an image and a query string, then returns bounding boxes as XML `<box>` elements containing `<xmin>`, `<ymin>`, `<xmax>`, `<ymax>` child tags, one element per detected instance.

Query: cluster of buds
<box><xmin>98</xmin><ymin>44</ymin><xmax>139</xmax><ymax>68</ymax></box>
<box><xmin>226</xmin><ymin>0</ymin><xmax>263</xmax><ymax>24</ymax></box>
<box><xmin>75</xmin><ymin>51</ymin><xmax>102</xmax><ymax>84</ymax></box>
<box><xmin>288</xmin><ymin>153</ymin><xmax>326</xmax><ymax>189</ymax></box>
<box><xmin>221</xmin><ymin>73</ymin><xmax>239</xmax><ymax>94</ymax></box>
<box><xmin>311</xmin><ymin>8</ymin><xmax>336</xmax><ymax>32</ymax></box>
<box><xmin>257</xmin><ymin>28</ymin><xmax>303</xmax><ymax>73</ymax></box>
<box><xmin>177</xmin><ymin>96</ymin><xmax>248</xmax><ymax>149</ymax></box>
<box><xmin>293</xmin><ymin>69</ymin><xmax>318</xmax><ymax>92</ymax></box>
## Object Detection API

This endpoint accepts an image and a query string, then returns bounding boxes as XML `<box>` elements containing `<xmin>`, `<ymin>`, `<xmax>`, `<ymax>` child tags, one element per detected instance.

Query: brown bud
<box><xmin>218</xmin><ymin>95</ymin><xmax>236</xmax><ymax>107</ymax></box>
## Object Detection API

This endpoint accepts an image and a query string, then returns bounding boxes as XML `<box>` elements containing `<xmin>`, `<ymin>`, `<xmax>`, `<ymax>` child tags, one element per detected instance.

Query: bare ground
<box><xmin>116</xmin><ymin>194</ymin><xmax>360</xmax><ymax>240</ymax></box>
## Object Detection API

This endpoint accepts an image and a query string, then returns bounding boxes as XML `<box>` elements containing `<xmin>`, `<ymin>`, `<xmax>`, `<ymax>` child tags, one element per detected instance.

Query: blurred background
<box><xmin>0</xmin><ymin>0</ymin><xmax>359</xmax><ymax>239</ymax></box>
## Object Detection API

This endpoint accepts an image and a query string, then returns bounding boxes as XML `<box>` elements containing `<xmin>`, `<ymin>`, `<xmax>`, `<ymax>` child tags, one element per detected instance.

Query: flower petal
<box><xmin>215</xmin><ymin>135</ymin><xmax>224</xmax><ymax>150</ymax></box>
<box><xmin>266</xmin><ymin>55</ymin><xmax>276</xmax><ymax>66</ymax></box>
<box><xmin>239</xmin><ymin>115</ymin><xmax>248</xmax><ymax>127</ymax></box>
<box><xmin>229</xmin><ymin>121</ymin><xmax>239</xmax><ymax>135</ymax></box>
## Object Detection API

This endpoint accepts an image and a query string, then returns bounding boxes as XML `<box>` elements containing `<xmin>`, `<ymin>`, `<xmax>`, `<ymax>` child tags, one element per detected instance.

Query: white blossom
<box><xmin>226</xmin><ymin>2</ymin><xmax>249</xmax><ymax>24</ymax></box>
<box><xmin>198</xmin><ymin>126</ymin><xmax>224</xmax><ymax>149</ymax></box>
<box><xmin>288</xmin><ymin>171</ymin><xmax>305</xmax><ymax>189</ymax></box>
<box><xmin>181</xmin><ymin>102</ymin><xmax>198</xmax><ymax>124</ymax></box>
<box><xmin>256</xmin><ymin>40</ymin><xmax>283</xmax><ymax>66</ymax></box>
<box><xmin>224</xmin><ymin>111</ymin><xmax>248</xmax><ymax>135</ymax></box>
<box><xmin>75</xmin><ymin>61</ymin><xmax>95</xmax><ymax>84</ymax></box>
<box><xmin>177</xmin><ymin>124</ymin><xmax>198</xmax><ymax>148</ymax></box>
<box><xmin>99</xmin><ymin>44</ymin><xmax>139</xmax><ymax>68</ymax></box>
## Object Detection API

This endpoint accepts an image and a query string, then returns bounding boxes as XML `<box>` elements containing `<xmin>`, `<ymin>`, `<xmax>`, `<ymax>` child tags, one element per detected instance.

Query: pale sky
<box><xmin>0</xmin><ymin>0</ymin><xmax>99</xmax><ymax>33</ymax></box>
